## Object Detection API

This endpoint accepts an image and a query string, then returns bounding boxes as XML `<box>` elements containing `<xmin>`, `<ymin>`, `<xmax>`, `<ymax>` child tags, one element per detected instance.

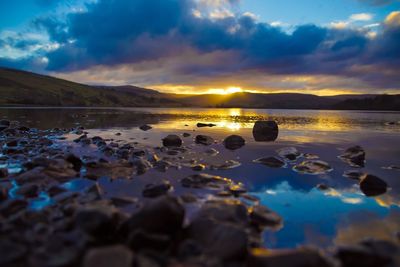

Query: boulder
<box><xmin>252</xmin><ymin>121</ymin><xmax>279</xmax><ymax>142</ymax></box>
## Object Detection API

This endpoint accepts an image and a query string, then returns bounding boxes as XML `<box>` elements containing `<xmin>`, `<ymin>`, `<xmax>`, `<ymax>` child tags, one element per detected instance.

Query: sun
<box><xmin>207</xmin><ymin>86</ymin><xmax>244</xmax><ymax>95</ymax></box>
<box><xmin>225</xmin><ymin>87</ymin><xmax>243</xmax><ymax>94</ymax></box>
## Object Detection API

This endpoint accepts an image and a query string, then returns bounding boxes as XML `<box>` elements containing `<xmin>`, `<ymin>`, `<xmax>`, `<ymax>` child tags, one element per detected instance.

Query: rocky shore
<box><xmin>0</xmin><ymin>119</ymin><xmax>399</xmax><ymax>267</ymax></box>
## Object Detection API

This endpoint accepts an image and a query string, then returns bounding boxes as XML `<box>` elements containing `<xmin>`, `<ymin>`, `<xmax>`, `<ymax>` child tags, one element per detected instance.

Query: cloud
<box><xmin>350</xmin><ymin>13</ymin><xmax>374</xmax><ymax>21</ymax></box>
<box><xmin>1</xmin><ymin>0</ymin><xmax>399</xmax><ymax>93</ymax></box>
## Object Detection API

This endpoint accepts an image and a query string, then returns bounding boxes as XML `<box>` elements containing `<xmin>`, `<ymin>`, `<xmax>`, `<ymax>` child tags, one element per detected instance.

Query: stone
<box><xmin>65</xmin><ymin>153</ymin><xmax>83</xmax><ymax>172</ymax></box>
<box><xmin>195</xmin><ymin>135</ymin><xmax>214</xmax><ymax>146</ymax></box>
<box><xmin>197</xmin><ymin>123</ymin><xmax>216</xmax><ymax>127</ymax></box>
<box><xmin>339</xmin><ymin>145</ymin><xmax>366</xmax><ymax>168</ymax></box>
<box><xmin>131</xmin><ymin>158</ymin><xmax>153</xmax><ymax>175</ymax></box>
<box><xmin>293</xmin><ymin>160</ymin><xmax>333</xmax><ymax>175</ymax></box>
<box><xmin>249</xmin><ymin>205</ymin><xmax>283</xmax><ymax>229</ymax></box>
<box><xmin>128</xmin><ymin>229</ymin><xmax>171</xmax><ymax>252</ymax></box>
<box><xmin>210</xmin><ymin>160</ymin><xmax>241</xmax><ymax>170</ymax></box>
<box><xmin>253</xmin><ymin>157</ymin><xmax>286</xmax><ymax>168</ymax></box>
<box><xmin>223</xmin><ymin>135</ymin><xmax>245</xmax><ymax>150</ymax></box>
<box><xmin>75</xmin><ymin>206</ymin><xmax>117</xmax><ymax>237</ymax></box>
<box><xmin>359</xmin><ymin>174</ymin><xmax>388</xmax><ymax>197</ymax></box>
<box><xmin>248</xmin><ymin>247</ymin><xmax>334</xmax><ymax>267</ymax></box>
<box><xmin>191</xmin><ymin>164</ymin><xmax>205</xmax><ymax>171</ymax></box>
<box><xmin>139</xmin><ymin>124</ymin><xmax>152</xmax><ymax>131</ymax></box>
<box><xmin>336</xmin><ymin>244</ymin><xmax>394</xmax><ymax>267</ymax></box>
<box><xmin>181</xmin><ymin>173</ymin><xmax>232</xmax><ymax>190</ymax></box>
<box><xmin>0</xmin><ymin>199</ymin><xmax>28</xmax><ymax>216</ymax></box>
<box><xmin>343</xmin><ymin>170</ymin><xmax>365</xmax><ymax>180</ymax></box>
<box><xmin>183</xmin><ymin>132</ymin><xmax>191</xmax><ymax>137</ymax></box>
<box><xmin>0</xmin><ymin>168</ymin><xmax>8</xmax><ymax>178</ymax></box>
<box><xmin>120</xmin><ymin>195</ymin><xmax>184</xmax><ymax>236</ymax></box>
<box><xmin>277</xmin><ymin>147</ymin><xmax>301</xmax><ymax>161</ymax></box>
<box><xmin>83</xmin><ymin>245</ymin><xmax>133</xmax><ymax>267</ymax></box>
<box><xmin>142</xmin><ymin>180</ymin><xmax>172</xmax><ymax>198</ymax></box>
<box><xmin>162</xmin><ymin>135</ymin><xmax>182</xmax><ymax>147</ymax></box>
<box><xmin>16</xmin><ymin>183</ymin><xmax>39</xmax><ymax>198</ymax></box>
<box><xmin>204</xmin><ymin>148</ymin><xmax>219</xmax><ymax>156</ymax></box>
<box><xmin>252</xmin><ymin>121</ymin><xmax>279</xmax><ymax>142</ymax></box>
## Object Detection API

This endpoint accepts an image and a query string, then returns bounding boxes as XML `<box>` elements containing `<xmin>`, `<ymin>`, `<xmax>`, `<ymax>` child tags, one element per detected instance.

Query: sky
<box><xmin>0</xmin><ymin>0</ymin><xmax>399</xmax><ymax>95</ymax></box>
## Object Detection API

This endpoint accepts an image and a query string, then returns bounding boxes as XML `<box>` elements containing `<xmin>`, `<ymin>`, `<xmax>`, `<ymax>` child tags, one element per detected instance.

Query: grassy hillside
<box><xmin>0</xmin><ymin>67</ymin><xmax>176</xmax><ymax>107</ymax></box>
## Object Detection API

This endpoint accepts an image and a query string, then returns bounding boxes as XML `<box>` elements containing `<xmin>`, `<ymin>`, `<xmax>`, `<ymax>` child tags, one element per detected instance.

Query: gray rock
<box><xmin>83</xmin><ymin>245</ymin><xmax>133</xmax><ymax>267</ymax></box>
<box><xmin>223</xmin><ymin>135</ymin><xmax>245</xmax><ymax>150</ymax></box>
<box><xmin>252</xmin><ymin>121</ymin><xmax>279</xmax><ymax>142</ymax></box>
<box><xmin>162</xmin><ymin>135</ymin><xmax>182</xmax><ymax>147</ymax></box>
<box><xmin>195</xmin><ymin>135</ymin><xmax>214</xmax><ymax>146</ymax></box>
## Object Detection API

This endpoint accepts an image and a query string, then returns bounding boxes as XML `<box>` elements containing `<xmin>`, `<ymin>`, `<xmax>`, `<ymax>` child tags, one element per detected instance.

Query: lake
<box><xmin>1</xmin><ymin>107</ymin><xmax>400</xmax><ymax>250</ymax></box>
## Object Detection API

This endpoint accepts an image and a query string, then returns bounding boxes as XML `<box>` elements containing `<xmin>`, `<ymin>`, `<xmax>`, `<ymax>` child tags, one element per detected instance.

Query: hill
<box><xmin>0</xmin><ymin>67</ymin><xmax>177</xmax><ymax>107</ymax></box>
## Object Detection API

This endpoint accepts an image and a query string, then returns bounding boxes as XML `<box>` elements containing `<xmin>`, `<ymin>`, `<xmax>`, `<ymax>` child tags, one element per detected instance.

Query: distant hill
<box><xmin>0</xmin><ymin>67</ymin><xmax>399</xmax><ymax>110</ymax></box>
<box><xmin>0</xmin><ymin>67</ymin><xmax>177</xmax><ymax>107</ymax></box>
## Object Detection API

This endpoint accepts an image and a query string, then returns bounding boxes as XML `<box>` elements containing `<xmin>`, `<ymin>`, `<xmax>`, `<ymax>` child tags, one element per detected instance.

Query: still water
<box><xmin>1</xmin><ymin>107</ymin><xmax>400</xmax><ymax>249</ymax></box>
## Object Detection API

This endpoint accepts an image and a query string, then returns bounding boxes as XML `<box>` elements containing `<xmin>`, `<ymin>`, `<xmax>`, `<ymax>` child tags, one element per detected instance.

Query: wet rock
<box><xmin>293</xmin><ymin>160</ymin><xmax>333</xmax><ymax>175</ymax></box>
<box><xmin>132</xmin><ymin>149</ymin><xmax>146</xmax><ymax>157</ymax></box>
<box><xmin>181</xmin><ymin>173</ymin><xmax>232</xmax><ymax>190</ymax></box>
<box><xmin>83</xmin><ymin>245</ymin><xmax>133</xmax><ymax>267</ymax></box>
<box><xmin>75</xmin><ymin>205</ymin><xmax>118</xmax><ymax>237</ymax></box>
<box><xmin>132</xmin><ymin>158</ymin><xmax>153</xmax><ymax>175</ymax></box>
<box><xmin>0</xmin><ymin>239</ymin><xmax>27</xmax><ymax>266</ymax></box>
<box><xmin>228</xmin><ymin>184</ymin><xmax>247</xmax><ymax>196</ymax></box>
<box><xmin>195</xmin><ymin>135</ymin><xmax>214</xmax><ymax>146</ymax></box>
<box><xmin>223</xmin><ymin>135</ymin><xmax>245</xmax><ymax>150</ymax></box>
<box><xmin>142</xmin><ymin>180</ymin><xmax>172</xmax><ymax>198</ymax></box>
<box><xmin>0</xmin><ymin>167</ymin><xmax>8</xmax><ymax>178</ymax></box>
<box><xmin>197</xmin><ymin>123</ymin><xmax>216</xmax><ymax>128</ymax></box>
<box><xmin>248</xmin><ymin>247</ymin><xmax>334</xmax><ymax>267</ymax></box>
<box><xmin>162</xmin><ymin>135</ymin><xmax>182</xmax><ymax>147</ymax></box>
<box><xmin>211</xmin><ymin>160</ymin><xmax>241</xmax><ymax>170</ymax></box>
<box><xmin>139</xmin><ymin>124</ymin><xmax>152</xmax><ymax>131</ymax></box>
<box><xmin>0</xmin><ymin>199</ymin><xmax>28</xmax><ymax>216</ymax></box>
<box><xmin>110</xmin><ymin>196</ymin><xmax>138</xmax><ymax>207</ymax></box>
<box><xmin>128</xmin><ymin>229</ymin><xmax>171</xmax><ymax>252</ymax></box>
<box><xmin>336</xmin><ymin>243</ymin><xmax>395</xmax><ymax>267</ymax></box>
<box><xmin>253</xmin><ymin>156</ymin><xmax>286</xmax><ymax>168</ymax></box>
<box><xmin>343</xmin><ymin>170</ymin><xmax>365</xmax><ymax>180</ymax></box>
<box><xmin>191</xmin><ymin>164</ymin><xmax>205</xmax><ymax>171</ymax></box>
<box><xmin>204</xmin><ymin>148</ymin><xmax>219</xmax><ymax>156</ymax></box>
<box><xmin>120</xmin><ymin>195</ymin><xmax>184</xmax><ymax>236</ymax></box>
<box><xmin>183</xmin><ymin>132</ymin><xmax>191</xmax><ymax>137</ymax></box>
<box><xmin>252</xmin><ymin>120</ymin><xmax>279</xmax><ymax>142</ymax></box>
<box><xmin>359</xmin><ymin>174</ymin><xmax>388</xmax><ymax>197</ymax></box>
<box><xmin>249</xmin><ymin>205</ymin><xmax>283</xmax><ymax>229</ymax></box>
<box><xmin>277</xmin><ymin>147</ymin><xmax>301</xmax><ymax>161</ymax></box>
<box><xmin>179</xmin><ymin>193</ymin><xmax>198</xmax><ymax>203</ymax></box>
<box><xmin>339</xmin><ymin>145</ymin><xmax>366</xmax><ymax>168</ymax></box>
<box><xmin>316</xmin><ymin>183</ymin><xmax>330</xmax><ymax>190</ymax></box>
<box><xmin>47</xmin><ymin>184</ymin><xmax>68</xmax><ymax>197</ymax></box>
<box><xmin>16</xmin><ymin>183</ymin><xmax>39</xmax><ymax>198</ymax></box>
<box><xmin>154</xmin><ymin>160</ymin><xmax>172</xmax><ymax>172</ymax></box>
<box><xmin>65</xmin><ymin>153</ymin><xmax>82</xmax><ymax>172</ymax></box>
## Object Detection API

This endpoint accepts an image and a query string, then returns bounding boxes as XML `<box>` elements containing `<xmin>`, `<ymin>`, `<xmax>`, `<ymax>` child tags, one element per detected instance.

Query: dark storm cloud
<box><xmin>2</xmin><ymin>0</ymin><xmax>400</xmax><ymax>89</ymax></box>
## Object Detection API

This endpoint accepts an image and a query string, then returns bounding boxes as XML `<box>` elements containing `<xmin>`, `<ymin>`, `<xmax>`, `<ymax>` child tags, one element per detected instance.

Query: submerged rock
<box><xmin>195</xmin><ymin>135</ymin><xmax>214</xmax><ymax>146</ymax></box>
<box><xmin>223</xmin><ymin>135</ymin><xmax>245</xmax><ymax>150</ymax></box>
<box><xmin>197</xmin><ymin>123</ymin><xmax>216</xmax><ymax>127</ymax></box>
<box><xmin>83</xmin><ymin>245</ymin><xmax>133</xmax><ymax>267</ymax></box>
<box><xmin>142</xmin><ymin>180</ymin><xmax>172</xmax><ymax>198</ymax></box>
<box><xmin>252</xmin><ymin>120</ymin><xmax>279</xmax><ymax>142</ymax></box>
<box><xmin>277</xmin><ymin>147</ymin><xmax>302</xmax><ymax>161</ymax></box>
<box><xmin>162</xmin><ymin>135</ymin><xmax>182</xmax><ymax>147</ymax></box>
<box><xmin>253</xmin><ymin>156</ymin><xmax>286</xmax><ymax>168</ymax></box>
<box><xmin>339</xmin><ymin>145</ymin><xmax>366</xmax><ymax>168</ymax></box>
<box><xmin>359</xmin><ymin>174</ymin><xmax>388</xmax><ymax>197</ymax></box>
<box><xmin>293</xmin><ymin>160</ymin><xmax>333</xmax><ymax>175</ymax></box>
<box><xmin>139</xmin><ymin>124</ymin><xmax>152</xmax><ymax>131</ymax></box>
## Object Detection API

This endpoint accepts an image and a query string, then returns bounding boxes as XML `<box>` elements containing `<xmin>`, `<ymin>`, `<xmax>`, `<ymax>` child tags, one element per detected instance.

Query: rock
<box><xmin>127</xmin><ymin>229</ymin><xmax>171</xmax><ymax>252</ymax></box>
<box><xmin>110</xmin><ymin>196</ymin><xmax>138</xmax><ymax>207</ymax></box>
<box><xmin>0</xmin><ymin>168</ymin><xmax>8</xmax><ymax>178</ymax></box>
<box><xmin>228</xmin><ymin>184</ymin><xmax>247</xmax><ymax>196</ymax></box>
<box><xmin>18</xmin><ymin>126</ymin><xmax>30</xmax><ymax>132</ymax></box>
<box><xmin>0</xmin><ymin>239</ymin><xmax>26</xmax><ymax>266</ymax></box>
<box><xmin>293</xmin><ymin>160</ymin><xmax>333</xmax><ymax>175</ymax></box>
<box><xmin>253</xmin><ymin>157</ymin><xmax>286</xmax><ymax>168</ymax></box>
<box><xmin>223</xmin><ymin>135</ymin><xmax>245</xmax><ymax>150</ymax></box>
<box><xmin>139</xmin><ymin>124</ymin><xmax>152</xmax><ymax>131</ymax></box>
<box><xmin>120</xmin><ymin>195</ymin><xmax>184</xmax><ymax>236</ymax></box>
<box><xmin>16</xmin><ymin>183</ymin><xmax>39</xmax><ymax>198</ymax></box>
<box><xmin>252</xmin><ymin>121</ymin><xmax>279</xmax><ymax>142</ymax></box>
<box><xmin>191</xmin><ymin>164</ymin><xmax>205</xmax><ymax>171</ymax></box>
<box><xmin>359</xmin><ymin>174</ymin><xmax>388</xmax><ymax>197</ymax></box>
<box><xmin>210</xmin><ymin>160</ymin><xmax>241</xmax><ymax>170</ymax></box>
<box><xmin>343</xmin><ymin>170</ymin><xmax>365</xmax><ymax>180</ymax></box>
<box><xmin>195</xmin><ymin>135</ymin><xmax>214</xmax><ymax>146</ymax></box>
<box><xmin>197</xmin><ymin>123</ymin><xmax>216</xmax><ymax>128</ymax></box>
<box><xmin>248</xmin><ymin>247</ymin><xmax>334</xmax><ymax>267</ymax></box>
<box><xmin>65</xmin><ymin>153</ymin><xmax>83</xmax><ymax>172</ymax></box>
<box><xmin>339</xmin><ymin>146</ymin><xmax>366</xmax><ymax>167</ymax></box>
<box><xmin>316</xmin><ymin>184</ymin><xmax>330</xmax><ymax>190</ymax></box>
<box><xmin>6</xmin><ymin>140</ymin><xmax>18</xmax><ymax>147</ymax></box>
<box><xmin>181</xmin><ymin>173</ymin><xmax>232</xmax><ymax>190</ymax></box>
<box><xmin>142</xmin><ymin>180</ymin><xmax>172</xmax><ymax>198</ymax></box>
<box><xmin>277</xmin><ymin>147</ymin><xmax>301</xmax><ymax>161</ymax></box>
<box><xmin>0</xmin><ymin>199</ymin><xmax>28</xmax><ymax>216</ymax></box>
<box><xmin>0</xmin><ymin>186</ymin><xmax>8</xmax><ymax>200</ymax></box>
<box><xmin>183</xmin><ymin>132</ymin><xmax>191</xmax><ymax>137</ymax></box>
<box><xmin>249</xmin><ymin>205</ymin><xmax>282</xmax><ymax>229</ymax></box>
<box><xmin>336</xmin><ymin>243</ymin><xmax>394</xmax><ymax>267</ymax></box>
<box><xmin>162</xmin><ymin>135</ymin><xmax>182</xmax><ymax>147</ymax></box>
<box><xmin>204</xmin><ymin>148</ymin><xmax>219</xmax><ymax>156</ymax></box>
<box><xmin>132</xmin><ymin>158</ymin><xmax>153</xmax><ymax>175</ymax></box>
<box><xmin>304</xmin><ymin>153</ymin><xmax>319</xmax><ymax>159</ymax></box>
<box><xmin>0</xmin><ymin>119</ymin><xmax>10</xmax><ymax>127</ymax></box>
<box><xmin>75</xmin><ymin>206</ymin><xmax>117</xmax><ymax>237</ymax></box>
<box><xmin>83</xmin><ymin>245</ymin><xmax>133</xmax><ymax>267</ymax></box>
